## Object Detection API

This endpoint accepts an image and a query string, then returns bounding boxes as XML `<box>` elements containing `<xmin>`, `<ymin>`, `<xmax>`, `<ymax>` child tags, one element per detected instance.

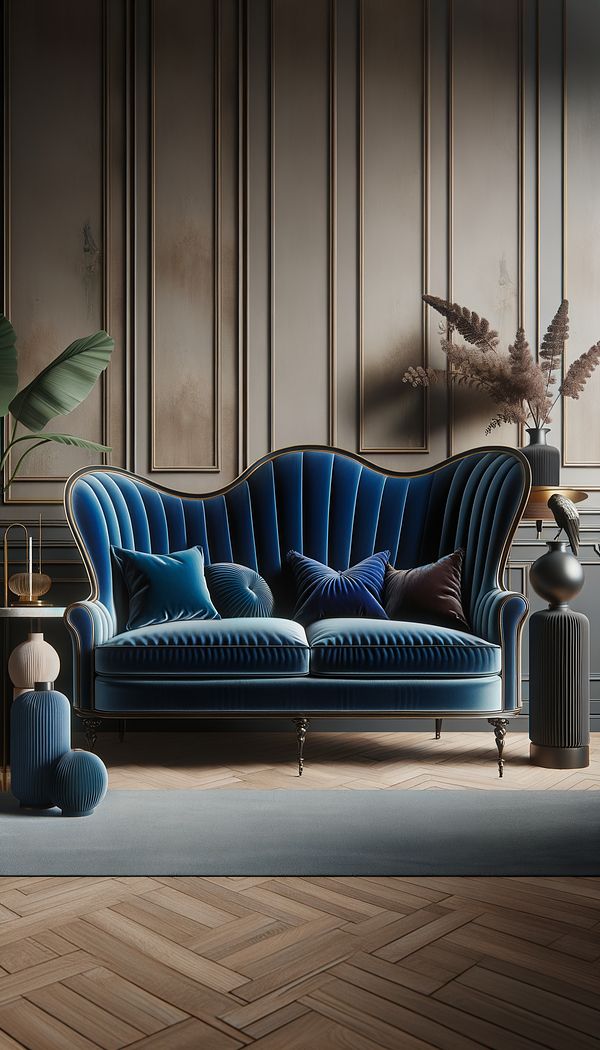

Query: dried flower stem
<box><xmin>402</xmin><ymin>295</ymin><xmax>600</xmax><ymax>436</ymax></box>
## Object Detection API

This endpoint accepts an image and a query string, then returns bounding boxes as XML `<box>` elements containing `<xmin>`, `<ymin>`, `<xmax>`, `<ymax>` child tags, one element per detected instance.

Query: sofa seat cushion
<box><xmin>96</xmin><ymin>617</ymin><xmax>310</xmax><ymax>677</ymax></box>
<box><xmin>306</xmin><ymin>618</ymin><xmax>501</xmax><ymax>677</ymax></box>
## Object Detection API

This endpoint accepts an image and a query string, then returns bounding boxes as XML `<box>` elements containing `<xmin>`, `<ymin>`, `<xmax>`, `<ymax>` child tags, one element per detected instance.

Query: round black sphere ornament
<box><xmin>529</xmin><ymin>540</ymin><xmax>584</xmax><ymax>607</ymax></box>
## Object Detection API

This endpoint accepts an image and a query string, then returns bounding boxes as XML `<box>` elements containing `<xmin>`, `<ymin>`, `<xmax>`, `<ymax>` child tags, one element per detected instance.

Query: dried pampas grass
<box><xmin>403</xmin><ymin>295</ymin><xmax>600</xmax><ymax>435</ymax></box>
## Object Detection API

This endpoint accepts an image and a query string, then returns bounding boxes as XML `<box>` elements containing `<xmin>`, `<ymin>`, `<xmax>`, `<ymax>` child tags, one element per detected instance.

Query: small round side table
<box><xmin>1</xmin><ymin>605</ymin><xmax>65</xmax><ymax>791</ymax></box>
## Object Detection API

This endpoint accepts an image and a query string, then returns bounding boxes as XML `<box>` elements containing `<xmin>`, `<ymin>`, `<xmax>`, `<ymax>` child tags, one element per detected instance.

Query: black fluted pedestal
<box><xmin>529</xmin><ymin>607</ymin><xmax>590</xmax><ymax>768</ymax></box>
<box><xmin>529</xmin><ymin>541</ymin><xmax>590</xmax><ymax>769</ymax></box>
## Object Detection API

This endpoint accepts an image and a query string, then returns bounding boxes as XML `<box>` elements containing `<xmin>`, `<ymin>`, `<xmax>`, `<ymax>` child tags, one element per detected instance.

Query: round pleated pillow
<box><xmin>205</xmin><ymin>563</ymin><xmax>274</xmax><ymax>618</ymax></box>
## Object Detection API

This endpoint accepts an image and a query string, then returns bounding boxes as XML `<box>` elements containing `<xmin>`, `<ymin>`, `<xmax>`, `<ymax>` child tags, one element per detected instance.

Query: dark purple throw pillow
<box><xmin>287</xmin><ymin>550</ymin><xmax>390</xmax><ymax>626</ymax></box>
<box><xmin>383</xmin><ymin>549</ymin><xmax>470</xmax><ymax>632</ymax></box>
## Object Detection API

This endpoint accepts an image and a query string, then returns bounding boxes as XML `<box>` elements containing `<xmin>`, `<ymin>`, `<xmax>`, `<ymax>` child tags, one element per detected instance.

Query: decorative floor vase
<box><xmin>51</xmin><ymin>749</ymin><xmax>108</xmax><ymax>816</ymax></box>
<box><xmin>7</xmin><ymin>632</ymin><xmax>60</xmax><ymax>698</ymax></box>
<box><xmin>521</xmin><ymin>427</ymin><xmax>560</xmax><ymax>486</ymax></box>
<box><xmin>10</xmin><ymin>687</ymin><xmax>71</xmax><ymax>808</ymax></box>
<box><xmin>529</xmin><ymin>541</ymin><xmax>590</xmax><ymax>769</ymax></box>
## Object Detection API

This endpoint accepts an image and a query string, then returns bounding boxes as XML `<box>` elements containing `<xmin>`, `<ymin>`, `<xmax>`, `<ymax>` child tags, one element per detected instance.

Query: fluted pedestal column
<box><xmin>529</xmin><ymin>607</ymin><xmax>590</xmax><ymax>768</ymax></box>
<box><xmin>529</xmin><ymin>541</ymin><xmax>590</xmax><ymax>769</ymax></box>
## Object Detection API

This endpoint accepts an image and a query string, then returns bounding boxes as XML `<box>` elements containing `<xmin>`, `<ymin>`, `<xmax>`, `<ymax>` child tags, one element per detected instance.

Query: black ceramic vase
<box><xmin>521</xmin><ymin>427</ymin><xmax>560</xmax><ymax>486</ymax></box>
<box><xmin>528</xmin><ymin>541</ymin><xmax>590</xmax><ymax>769</ymax></box>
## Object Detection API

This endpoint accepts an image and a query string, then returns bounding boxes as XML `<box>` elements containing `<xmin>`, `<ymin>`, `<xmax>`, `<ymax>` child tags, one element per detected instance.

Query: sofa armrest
<box><xmin>64</xmin><ymin>600</ymin><xmax>116</xmax><ymax>712</ymax></box>
<box><xmin>474</xmin><ymin>588</ymin><xmax>528</xmax><ymax>712</ymax></box>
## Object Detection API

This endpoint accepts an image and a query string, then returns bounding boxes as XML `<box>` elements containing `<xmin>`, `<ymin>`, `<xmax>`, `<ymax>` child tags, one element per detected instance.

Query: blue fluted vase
<box><xmin>10</xmin><ymin>688</ymin><xmax>71</xmax><ymax>808</ymax></box>
<box><xmin>51</xmin><ymin>750</ymin><xmax>108</xmax><ymax>817</ymax></box>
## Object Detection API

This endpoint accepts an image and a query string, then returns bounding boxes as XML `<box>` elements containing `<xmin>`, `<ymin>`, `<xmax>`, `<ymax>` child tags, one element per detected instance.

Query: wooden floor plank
<box><xmin>24</xmin><ymin>982</ymin><xmax>144</xmax><ymax>1050</ymax></box>
<box><xmin>434</xmin><ymin>978</ymin><xmax>599</xmax><ymax>1050</ymax></box>
<box><xmin>64</xmin><ymin>967</ymin><xmax>188</xmax><ymax>1036</ymax></box>
<box><xmin>0</xmin><ymin>998</ymin><xmax>99</xmax><ymax>1050</ymax></box>
<box><xmin>455</xmin><ymin>964</ymin><xmax>600</xmax><ymax>1039</ymax></box>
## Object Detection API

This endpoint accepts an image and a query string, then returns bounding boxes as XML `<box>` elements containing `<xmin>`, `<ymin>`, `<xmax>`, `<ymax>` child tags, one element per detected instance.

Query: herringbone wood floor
<box><xmin>0</xmin><ymin>875</ymin><xmax>599</xmax><ymax>1049</ymax></box>
<box><xmin>2</xmin><ymin>731</ymin><xmax>599</xmax><ymax>1048</ymax></box>
<box><xmin>95</xmin><ymin>729</ymin><xmax>600</xmax><ymax>791</ymax></box>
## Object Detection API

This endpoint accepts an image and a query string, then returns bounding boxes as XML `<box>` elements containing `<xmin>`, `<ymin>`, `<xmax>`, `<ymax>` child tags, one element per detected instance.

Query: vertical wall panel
<box><xmin>271</xmin><ymin>0</ymin><xmax>331</xmax><ymax>448</ymax></box>
<box><xmin>563</xmin><ymin>0</ymin><xmax>600</xmax><ymax>466</ymax></box>
<box><xmin>245</xmin><ymin>0</ymin><xmax>272</xmax><ymax>467</ymax></box>
<box><xmin>4</xmin><ymin>0</ymin><xmax>106</xmax><ymax>502</ymax></box>
<box><xmin>151</xmin><ymin>0</ymin><xmax>219</xmax><ymax>471</ymax></box>
<box><xmin>360</xmin><ymin>0</ymin><xmax>427</xmax><ymax>453</ymax></box>
<box><xmin>450</xmin><ymin>0</ymin><xmax>522</xmax><ymax>454</ymax></box>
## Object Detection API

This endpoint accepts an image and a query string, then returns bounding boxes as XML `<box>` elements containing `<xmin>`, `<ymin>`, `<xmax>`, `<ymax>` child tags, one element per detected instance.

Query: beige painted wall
<box><xmin>4</xmin><ymin>0</ymin><xmax>600</xmax><ymax>507</ymax></box>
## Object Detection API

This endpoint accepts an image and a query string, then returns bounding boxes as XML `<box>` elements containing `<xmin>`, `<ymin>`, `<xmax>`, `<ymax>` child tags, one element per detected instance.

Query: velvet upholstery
<box><xmin>96</xmin><ymin>618</ymin><xmax>310</xmax><ymax>677</ymax></box>
<box><xmin>65</xmin><ymin>445</ymin><xmax>530</xmax><ymax>718</ymax></box>
<box><xmin>205</xmin><ymin>563</ymin><xmax>274</xmax><ymax>618</ymax></box>
<box><xmin>287</xmin><ymin>550</ymin><xmax>389</xmax><ymax>625</ymax></box>
<box><xmin>112</xmin><ymin>545</ymin><xmax>219</xmax><ymax>629</ymax></box>
<box><xmin>384</xmin><ymin>550</ymin><xmax>469</xmax><ymax>631</ymax></box>
<box><xmin>93</xmin><ymin>676</ymin><xmax>503</xmax><ymax>714</ymax></box>
<box><xmin>306</xmin><ymin>619</ymin><xmax>500</xmax><ymax>677</ymax></box>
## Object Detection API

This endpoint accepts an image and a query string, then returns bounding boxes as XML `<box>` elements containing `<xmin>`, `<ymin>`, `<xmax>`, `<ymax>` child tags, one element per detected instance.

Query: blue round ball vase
<box><xmin>51</xmin><ymin>750</ymin><xmax>108</xmax><ymax>817</ymax></box>
<box><xmin>10</xmin><ymin>688</ymin><xmax>71</xmax><ymax>809</ymax></box>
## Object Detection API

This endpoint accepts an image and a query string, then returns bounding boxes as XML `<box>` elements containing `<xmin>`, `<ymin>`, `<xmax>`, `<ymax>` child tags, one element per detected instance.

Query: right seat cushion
<box><xmin>306</xmin><ymin>618</ymin><xmax>501</xmax><ymax>677</ymax></box>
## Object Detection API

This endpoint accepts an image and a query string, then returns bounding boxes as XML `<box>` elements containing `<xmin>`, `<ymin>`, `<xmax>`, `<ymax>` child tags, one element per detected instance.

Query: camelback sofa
<box><xmin>64</xmin><ymin>445</ymin><xmax>530</xmax><ymax>777</ymax></box>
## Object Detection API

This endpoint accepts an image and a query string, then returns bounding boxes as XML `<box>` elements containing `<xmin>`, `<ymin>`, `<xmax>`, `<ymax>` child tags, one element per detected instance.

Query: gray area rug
<box><xmin>0</xmin><ymin>789</ymin><xmax>598</xmax><ymax>876</ymax></box>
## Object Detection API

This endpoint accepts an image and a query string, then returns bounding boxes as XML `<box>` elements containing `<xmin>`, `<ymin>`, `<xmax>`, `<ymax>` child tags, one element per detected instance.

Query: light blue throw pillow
<box><xmin>112</xmin><ymin>545</ymin><xmax>220</xmax><ymax>630</ymax></box>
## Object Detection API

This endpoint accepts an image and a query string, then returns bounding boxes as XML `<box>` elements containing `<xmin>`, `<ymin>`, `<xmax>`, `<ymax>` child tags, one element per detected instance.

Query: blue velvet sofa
<box><xmin>64</xmin><ymin>445</ymin><xmax>530</xmax><ymax>777</ymax></box>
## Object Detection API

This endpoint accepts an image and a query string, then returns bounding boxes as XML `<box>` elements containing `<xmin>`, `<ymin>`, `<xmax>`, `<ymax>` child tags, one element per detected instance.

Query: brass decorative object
<box><xmin>3</xmin><ymin>517</ymin><xmax>52</xmax><ymax>607</ymax></box>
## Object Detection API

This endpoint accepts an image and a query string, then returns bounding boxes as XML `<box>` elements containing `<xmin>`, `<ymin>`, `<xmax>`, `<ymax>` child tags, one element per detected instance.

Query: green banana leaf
<box><xmin>9</xmin><ymin>330</ymin><xmax>114</xmax><ymax>432</ymax></box>
<box><xmin>3</xmin><ymin>433</ymin><xmax>111</xmax><ymax>491</ymax></box>
<box><xmin>8</xmin><ymin>432</ymin><xmax>111</xmax><ymax>453</ymax></box>
<box><xmin>0</xmin><ymin>314</ymin><xmax>18</xmax><ymax>415</ymax></box>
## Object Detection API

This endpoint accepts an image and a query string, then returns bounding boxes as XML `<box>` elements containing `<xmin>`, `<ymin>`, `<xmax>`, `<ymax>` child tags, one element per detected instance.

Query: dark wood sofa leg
<box><xmin>488</xmin><ymin>718</ymin><xmax>510</xmax><ymax>778</ymax></box>
<box><xmin>82</xmin><ymin>719</ymin><xmax>102</xmax><ymax>752</ymax></box>
<box><xmin>435</xmin><ymin>718</ymin><xmax>442</xmax><ymax>740</ymax></box>
<box><xmin>118</xmin><ymin>719</ymin><xmax>126</xmax><ymax>743</ymax></box>
<box><xmin>293</xmin><ymin>717</ymin><xmax>310</xmax><ymax>776</ymax></box>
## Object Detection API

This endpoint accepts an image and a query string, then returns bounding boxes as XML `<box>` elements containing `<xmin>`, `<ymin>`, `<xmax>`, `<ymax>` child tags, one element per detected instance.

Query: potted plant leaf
<box><xmin>0</xmin><ymin>315</ymin><xmax>114</xmax><ymax>493</ymax></box>
<box><xmin>404</xmin><ymin>295</ymin><xmax>600</xmax><ymax>484</ymax></box>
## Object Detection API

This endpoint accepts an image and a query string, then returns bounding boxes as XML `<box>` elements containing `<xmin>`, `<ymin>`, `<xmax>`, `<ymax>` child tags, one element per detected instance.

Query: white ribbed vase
<box><xmin>8</xmin><ymin>633</ymin><xmax>60</xmax><ymax>697</ymax></box>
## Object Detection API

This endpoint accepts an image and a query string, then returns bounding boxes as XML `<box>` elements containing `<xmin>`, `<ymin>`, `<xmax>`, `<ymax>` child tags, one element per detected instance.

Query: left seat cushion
<box><xmin>306</xmin><ymin>618</ymin><xmax>500</xmax><ymax>677</ymax></box>
<box><xmin>96</xmin><ymin>617</ymin><xmax>310</xmax><ymax>677</ymax></box>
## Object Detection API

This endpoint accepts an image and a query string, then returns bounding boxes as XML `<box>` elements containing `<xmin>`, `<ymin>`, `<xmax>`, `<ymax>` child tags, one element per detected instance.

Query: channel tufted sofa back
<box><xmin>66</xmin><ymin>446</ymin><xmax>529</xmax><ymax>636</ymax></box>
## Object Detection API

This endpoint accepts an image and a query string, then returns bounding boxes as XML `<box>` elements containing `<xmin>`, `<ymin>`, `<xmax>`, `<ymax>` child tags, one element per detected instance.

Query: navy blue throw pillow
<box><xmin>287</xmin><ymin>550</ymin><xmax>390</xmax><ymax>626</ymax></box>
<box><xmin>112</xmin><ymin>545</ymin><xmax>220</xmax><ymax>630</ymax></box>
<box><xmin>205</xmin><ymin>563</ymin><xmax>274</xmax><ymax>618</ymax></box>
